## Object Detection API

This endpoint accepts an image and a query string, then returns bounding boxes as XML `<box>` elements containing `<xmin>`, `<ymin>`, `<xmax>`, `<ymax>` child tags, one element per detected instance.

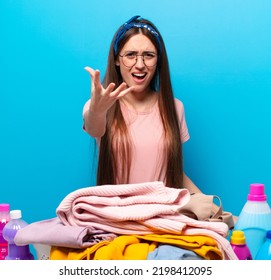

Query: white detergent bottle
<box><xmin>234</xmin><ymin>183</ymin><xmax>271</xmax><ymax>258</ymax></box>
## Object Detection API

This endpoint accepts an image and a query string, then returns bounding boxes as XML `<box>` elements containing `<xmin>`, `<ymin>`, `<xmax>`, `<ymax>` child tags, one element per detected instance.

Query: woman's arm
<box><xmin>183</xmin><ymin>173</ymin><xmax>202</xmax><ymax>194</ymax></box>
<box><xmin>83</xmin><ymin>66</ymin><xmax>133</xmax><ymax>137</ymax></box>
<box><xmin>83</xmin><ymin>105</ymin><xmax>107</xmax><ymax>138</ymax></box>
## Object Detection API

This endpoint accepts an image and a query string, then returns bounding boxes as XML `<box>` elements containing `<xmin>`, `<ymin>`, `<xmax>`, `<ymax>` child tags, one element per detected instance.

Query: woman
<box><xmin>83</xmin><ymin>15</ymin><xmax>202</xmax><ymax>194</ymax></box>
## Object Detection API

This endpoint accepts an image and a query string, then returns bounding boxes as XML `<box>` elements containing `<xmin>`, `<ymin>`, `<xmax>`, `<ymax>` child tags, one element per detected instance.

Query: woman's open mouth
<box><xmin>132</xmin><ymin>73</ymin><xmax>147</xmax><ymax>82</ymax></box>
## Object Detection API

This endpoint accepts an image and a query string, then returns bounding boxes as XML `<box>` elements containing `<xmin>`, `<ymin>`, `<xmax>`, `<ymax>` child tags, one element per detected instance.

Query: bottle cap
<box><xmin>10</xmin><ymin>210</ymin><xmax>22</xmax><ymax>219</ymax></box>
<box><xmin>0</xmin><ymin>203</ymin><xmax>10</xmax><ymax>212</ymax></box>
<box><xmin>230</xmin><ymin>230</ymin><xmax>246</xmax><ymax>245</ymax></box>
<box><xmin>266</xmin><ymin>230</ymin><xmax>271</xmax><ymax>239</ymax></box>
<box><xmin>247</xmin><ymin>183</ymin><xmax>267</xmax><ymax>201</ymax></box>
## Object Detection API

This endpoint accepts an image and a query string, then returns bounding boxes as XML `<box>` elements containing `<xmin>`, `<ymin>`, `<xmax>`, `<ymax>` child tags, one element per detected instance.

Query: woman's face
<box><xmin>116</xmin><ymin>33</ymin><xmax>157</xmax><ymax>94</ymax></box>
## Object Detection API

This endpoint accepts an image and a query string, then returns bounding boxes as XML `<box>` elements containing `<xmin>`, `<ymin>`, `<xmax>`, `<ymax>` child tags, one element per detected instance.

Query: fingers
<box><xmin>108</xmin><ymin>82</ymin><xmax>134</xmax><ymax>99</ymax></box>
<box><xmin>106</xmin><ymin>82</ymin><xmax>116</xmax><ymax>93</ymax></box>
<box><xmin>84</xmin><ymin>66</ymin><xmax>133</xmax><ymax>100</ymax></box>
<box><xmin>85</xmin><ymin>66</ymin><xmax>103</xmax><ymax>96</ymax></box>
<box><xmin>104</xmin><ymin>82</ymin><xmax>125</xmax><ymax>98</ymax></box>
<box><xmin>117</xmin><ymin>85</ymin><xmax>135</xmax><ymax>98</ymax></box>
<box><xmin>93</xmin><ymin>70</ymin><xmax>102</xmax><ymax>90</ymax></box>
<box><xmin>84</xmin><ymin>66</ymin><xmax>101</xmax><ymax>85</ymax></box>
<box><xmin>84</xmin><ymin>66</ymin><xmax>96</xmax><ymax>79</ymax></box>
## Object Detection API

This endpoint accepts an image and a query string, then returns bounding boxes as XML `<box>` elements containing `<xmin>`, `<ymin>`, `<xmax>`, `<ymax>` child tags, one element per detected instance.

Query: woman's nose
<box><xmin>135</xmin><ymin>55</ymin><xmax>145</xmax><ymax>67</ymax></box>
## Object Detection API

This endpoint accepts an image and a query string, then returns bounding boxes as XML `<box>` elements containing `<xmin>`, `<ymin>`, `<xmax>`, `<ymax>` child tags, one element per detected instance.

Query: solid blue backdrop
<box><xmin>1</xmin><ymin>0</ymin><xmax>271</xmax><ymax>225</ymax></box>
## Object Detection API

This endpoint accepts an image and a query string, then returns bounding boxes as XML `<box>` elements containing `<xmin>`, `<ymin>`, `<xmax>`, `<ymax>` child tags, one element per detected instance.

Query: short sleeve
<box><xmin>174</xmin><ymin>98</ymin><xmax>190</xmax><ymax>143</ymax></box>
<box><xmin>82</xmin><ymin>100</ymin><xmax>101</xmax><ymax>145</ymax></box>
<box><xmin>82</xmin><ymin>99</ymin><xmax>90</xmax><ymax>118</ymax></box>
<box><xmin>82</xmin><ymin>99</ymin><xmax>90</xmax><ymax>131</ymax></box>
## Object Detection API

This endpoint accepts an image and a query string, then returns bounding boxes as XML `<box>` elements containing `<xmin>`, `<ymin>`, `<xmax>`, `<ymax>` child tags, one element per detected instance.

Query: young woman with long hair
<box><xmin>83</xmin><ymin>15</ymin><xmax>202</xmax><ymax>194</ymax></box>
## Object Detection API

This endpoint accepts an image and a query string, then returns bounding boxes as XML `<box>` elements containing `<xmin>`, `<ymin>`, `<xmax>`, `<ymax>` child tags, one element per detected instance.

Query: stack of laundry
<box><xmin>14</xmin><ymin>181</ymin><xmax>238</xmax><ymax>260</ymax></box>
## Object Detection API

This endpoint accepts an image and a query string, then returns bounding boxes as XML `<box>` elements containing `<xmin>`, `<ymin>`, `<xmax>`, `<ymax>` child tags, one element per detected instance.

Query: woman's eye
<box><xmin>145</xmin><ymin>53</ymin><xmax>155</xmax><ymax>59</ymax></box>
<box><xmin>125</xmin><ymin>53</ymin><xmax>136</xmax><ymax>59</ymax></box>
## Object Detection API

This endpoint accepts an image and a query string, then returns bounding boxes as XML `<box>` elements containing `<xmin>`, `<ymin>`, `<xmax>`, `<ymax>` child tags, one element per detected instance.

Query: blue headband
<box><xmin>113</xmin><ymin>15</ymin><xmax>162</xmax><ymax>55</ymax></box>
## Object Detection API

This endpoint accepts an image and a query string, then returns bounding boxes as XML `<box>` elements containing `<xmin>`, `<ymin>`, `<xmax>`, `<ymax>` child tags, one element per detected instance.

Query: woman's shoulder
<box><xmin>173</xmin><ymin>98</ymin><xmax>185</xmax><ymax>112</ymax></box>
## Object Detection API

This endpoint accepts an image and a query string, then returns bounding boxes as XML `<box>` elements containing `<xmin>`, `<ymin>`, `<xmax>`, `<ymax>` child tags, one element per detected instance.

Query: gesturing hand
<box><xmin>84</xmin><ymin>66</ymin><xmax>132</xmax><ymax>116</ymax></box>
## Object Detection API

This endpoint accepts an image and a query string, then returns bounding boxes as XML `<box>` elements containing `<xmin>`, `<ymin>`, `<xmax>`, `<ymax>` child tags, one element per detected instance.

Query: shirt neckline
<box><xmin>120</xmin><ymin>99</ymin><xmax>158</xmax><ymax>115</ymax></box>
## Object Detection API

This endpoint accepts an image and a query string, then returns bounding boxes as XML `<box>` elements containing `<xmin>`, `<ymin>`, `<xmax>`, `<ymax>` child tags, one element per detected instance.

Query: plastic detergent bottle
<box><xmin>230</xmin><ymin>230</ymin><xmax>252</xmax><ymax>260</ymax></box>
<box><xmin>0</xmin><ymin>204</ymin><xmax>10</xmax><ymax>260</ymax></box>
<box><xmin>2</xmin><ymin>210</ymin><xmax>34</xmax><ymax>260</ymax></box>
<box><xmin>234</xmin><ymin>183</ymin><xmax>271</xmax><ymax>258</ymax></box>
<box><xmin>255</xmin><ymin>230</ymin><xmax>271</xmax><ymax>260</ymax></box>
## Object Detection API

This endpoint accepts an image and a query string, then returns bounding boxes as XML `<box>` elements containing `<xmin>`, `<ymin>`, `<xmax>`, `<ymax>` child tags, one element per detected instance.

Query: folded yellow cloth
<box><xmin>50</xmin><ymin>236</ymin><xmax>157</xmax><ymax>260</ymax></box>
<box><xmin>50</xmin><ymin>240</ymin><xmax>109</xmax><ymax>260</ymax></box>
<box><xmin>50</xmin><ymin>234</ymin><xmax>221</xmax><ymax>260</ymax></box>
<box><xmin>94</xmin><ymin>235</ymin><xmax>157</xmax><ymax>260</ymax></box>
<box><xmin>135</xmin><ymin>234</ymin><xmax>222</xmax><ymax>260</ymax></box>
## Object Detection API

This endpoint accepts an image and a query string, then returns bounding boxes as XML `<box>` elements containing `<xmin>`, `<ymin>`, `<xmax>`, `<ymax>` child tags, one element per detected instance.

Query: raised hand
<box><xmin>83</xmin><ymin>66</ymin><xmax>134</xmax><ymax>137</ymax></box>
<box><xmin>84</xmin><ymin>66</ymin><xmax>132</xmax><ymax>116</ymax></box>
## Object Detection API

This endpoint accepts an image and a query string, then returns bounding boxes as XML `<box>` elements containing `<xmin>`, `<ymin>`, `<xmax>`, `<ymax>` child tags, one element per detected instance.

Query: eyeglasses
<box><xmin>119</xmin><ymin>51</ymin><xmax>158</xmax><ymax>68</ymax></box>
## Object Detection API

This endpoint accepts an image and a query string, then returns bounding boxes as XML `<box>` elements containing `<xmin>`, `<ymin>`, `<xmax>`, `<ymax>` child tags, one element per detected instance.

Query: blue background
<box><xmin>1</xmin><ymin>0</ymin><xmax>271</xmax><ymax>225</ymax></box>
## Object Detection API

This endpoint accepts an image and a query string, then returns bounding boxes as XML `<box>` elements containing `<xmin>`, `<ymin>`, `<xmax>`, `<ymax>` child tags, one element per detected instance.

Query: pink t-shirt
<box><xmin>83</xmin><ymin>98</ymin><xmax>189</xmax><ymax>184</ymax></box>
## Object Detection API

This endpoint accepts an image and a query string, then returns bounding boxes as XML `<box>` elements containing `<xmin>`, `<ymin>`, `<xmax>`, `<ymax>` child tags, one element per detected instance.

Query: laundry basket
<box><xmin>34</xmin><ymin>244</ymin><xmax>51</xmax><ymax>260</ymax></box>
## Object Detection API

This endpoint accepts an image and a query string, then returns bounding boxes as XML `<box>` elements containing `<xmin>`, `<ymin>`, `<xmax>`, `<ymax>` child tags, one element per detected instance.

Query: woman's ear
<box><xmin>115</xmin><ymin>58</ymin><xmax>120</xmax><ymax>66</ymax></box>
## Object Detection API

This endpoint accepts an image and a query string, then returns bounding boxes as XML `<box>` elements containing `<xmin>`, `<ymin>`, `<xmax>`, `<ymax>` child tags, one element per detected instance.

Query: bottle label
<box><xmin>0</xmin><ymin>244</ymin><xmax>8</xmax><ymax>260</ymax></box>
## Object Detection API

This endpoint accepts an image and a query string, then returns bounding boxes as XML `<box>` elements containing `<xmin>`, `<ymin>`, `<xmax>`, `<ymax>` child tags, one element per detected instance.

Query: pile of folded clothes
<box><xmin>14</xmin><ymin>181</ymin><xmax>238</xmax><ymax>260</ymax></box>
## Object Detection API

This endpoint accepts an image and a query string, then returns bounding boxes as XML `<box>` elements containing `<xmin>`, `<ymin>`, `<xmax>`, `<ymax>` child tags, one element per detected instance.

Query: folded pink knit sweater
<box><xmin>56</xmin><ymin>181</ymin><xmax>229</xmax><ymax>237</ymax></box>
<box><xmin>57</xmin><ymin>181</ymin><xmax>188</xmax><ymax>223</ymax></box>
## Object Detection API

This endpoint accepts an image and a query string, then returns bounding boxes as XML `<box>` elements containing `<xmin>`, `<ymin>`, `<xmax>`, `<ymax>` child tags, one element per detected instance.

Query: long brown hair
<box><xmin>97</xmin><ymin>17</ymin><xmax>183</xmax><ymax>188</ymax></box>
